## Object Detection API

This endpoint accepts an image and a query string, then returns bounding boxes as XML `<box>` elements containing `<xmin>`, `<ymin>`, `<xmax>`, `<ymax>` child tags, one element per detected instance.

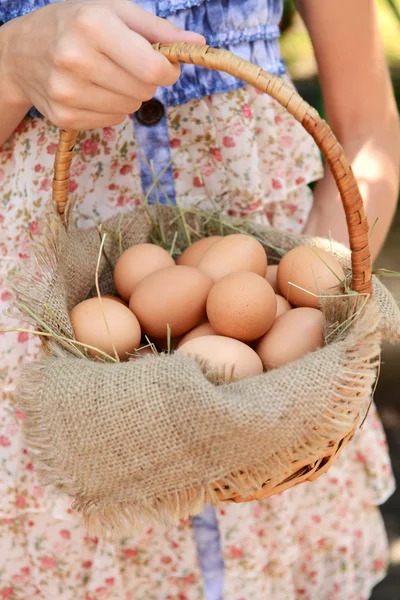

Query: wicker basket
<box><xmin>47</xmin><ymin>43</ymin><xmax>373</xmax><ymax>506</ymax></box>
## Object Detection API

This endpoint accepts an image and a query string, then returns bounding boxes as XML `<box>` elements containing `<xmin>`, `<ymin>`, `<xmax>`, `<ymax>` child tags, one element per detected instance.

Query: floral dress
<box><xmin>0</xmin><ymin>1</ymin><xmax>396</xmax><ymax>599</ymax></box>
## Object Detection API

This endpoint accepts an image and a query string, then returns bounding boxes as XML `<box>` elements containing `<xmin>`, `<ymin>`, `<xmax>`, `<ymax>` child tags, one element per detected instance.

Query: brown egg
<box><xmin>129</xmin><ymin>266</ymin><xmax>213</xmax><ymax>338</ymax></box>
<box><xmin>277</xmin><ymin>246</ymin><xmax>345</xmax><ymax>308</ymax></box>
<box><xmin>177</xmin><ymin>335</ymin><xmax>263</xmax><ymax>382</ymax></box>
<box><xmin>198</xmin><ymin>234</ymin><xmax>267</xmax><ymax>282</ymax></box>
<box><xmin>177</xmin><ymin>322</ymin><xmax>217</xmax><ymax>347</ymax></box>
<box><xmin>265</xmin><ymin>264</ymin><xmax>279</xmax><ymax>293</ymax></box>
<box><xmin>114</xmin><ymin>243</ymin><xmax>175</xmax><ymax>301</ymax></box>
<box><xmin>256</xmin><ymin>307</ymin><xmax>324</xmax><ymax>370</ymax></box>
<box><xmin>275</xmin><ymin>294</ymin><xmax>292</xmax><ymax>317</ymax></box>
<box><xmin>102</xmin><ymin>294</ymin><xmax>127</xmax><ymax>306</ymax></box>
<box><xmin>206</xmin><ymin>271</ymin><xmax>277</xmax><ymax>342</ymax></box>
<box><xmin>70</xmin><ymin>297</ymin><xmax>141</xmax><ymax>360</ymax></box>
<box><xmin>177</xmin><ymin>236</ymin><xmax>221</xmax><ymax>267</ymax></box>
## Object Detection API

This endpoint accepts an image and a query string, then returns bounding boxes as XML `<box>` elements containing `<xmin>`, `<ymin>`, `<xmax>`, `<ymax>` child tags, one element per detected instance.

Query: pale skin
<box><xmin>0</xmin><ymin>0</ymin><xmax>399</xmax><ymax>261</ymax></box>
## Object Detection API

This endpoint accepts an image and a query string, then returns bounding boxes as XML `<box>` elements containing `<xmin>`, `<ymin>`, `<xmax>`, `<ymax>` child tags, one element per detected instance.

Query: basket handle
<box><xmin>52</xmin><ymin>42</ymin><xmax>372</xmax><ymax>295</ymax></box>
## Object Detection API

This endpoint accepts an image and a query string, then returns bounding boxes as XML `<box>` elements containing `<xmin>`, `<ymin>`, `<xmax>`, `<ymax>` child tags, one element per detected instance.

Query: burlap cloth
<box><xmin>12</xmin><ymin>204</ymin><xmax>400</xmax><ymax>537</ymax></box>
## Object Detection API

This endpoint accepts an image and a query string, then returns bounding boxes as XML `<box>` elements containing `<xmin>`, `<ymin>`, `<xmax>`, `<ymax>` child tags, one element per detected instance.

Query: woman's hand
<box><xmin>0</xmin><ymin>0</ymin><xmax>205</xmax><ymax>132</ymax></box>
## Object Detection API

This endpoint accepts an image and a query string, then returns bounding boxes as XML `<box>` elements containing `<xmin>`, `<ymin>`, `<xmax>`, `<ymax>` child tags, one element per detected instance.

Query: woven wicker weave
<box><xmin>50</xmin><ymin>43</ymin><xmax>373</xmax><ymax>504</ymax></box>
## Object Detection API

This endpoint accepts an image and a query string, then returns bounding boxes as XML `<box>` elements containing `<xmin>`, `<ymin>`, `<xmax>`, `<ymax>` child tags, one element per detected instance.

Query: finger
<box><xmin>57</xmin><ymin>42</ymin><xmax>158</xmax><ymax>99</ymax></box>
<box><xmin>48</xmin><ymin>103</ymin><xmax>127</xmax><ymax>131</ymax></box>
<box><xmin>115</xmin><ymin>0</ymin><xmax>206</xmax><ymax>45</ymax></box>
<box><xmin>82</xmin><ymin>11</ymin><xmax>181</xmax><ymax>86</ymax></box>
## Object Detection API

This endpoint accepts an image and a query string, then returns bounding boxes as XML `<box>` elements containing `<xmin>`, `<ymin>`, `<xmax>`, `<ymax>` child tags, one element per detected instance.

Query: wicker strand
<box><xmin>51</xmin><ymin>43</ymin><xmax>372</xmax><ymax>295</ymax></box>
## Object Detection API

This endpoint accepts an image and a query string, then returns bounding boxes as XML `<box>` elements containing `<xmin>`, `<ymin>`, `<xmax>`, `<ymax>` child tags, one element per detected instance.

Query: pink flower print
<box><xmin>103</xmin><ymin>127</ymin><xmax>116</xmax><ymax>142</ymax></box>
<box><xmin>373</xmin><ymin>559</ymin><xmax>386</xmax><ymax>571</ymax></box>
<box><xmin>46</xmin><ymin>142</ymin><xmax>58</xmax><ymax>155</ymax></box>
<box><xmin>37</xmin><ymin>135</ymin><xmax>47</xmax><ymax>146</ymax></box>
<box><xmin>34</xmin><ymin>164</ymin><xmax>42</xmax><ymax>173</ymax></box>
<box><xmin>356</xmin><ymin>451</ymin><xmax>367</xmax><ymax>464</ymax></box>
<box><xmin>16</xmin><ymin>495</ymin><xmax>26</xmax><ymax>508</ymax></box>
<box><xmin>170</xmin><ymin>138</ymin><xmax>182</xmax><ymax>149</ymax></box>
<box><xmin>242</xmin><ymin>103</ymin><xmax>253</xmax><ymax>118</ymax></box>
<box><xmin>95</xmin><ymin>587</ymin><xmax>107</xmax><ymax>595</ymax></box>
<box><xmin>211</xmin><ymin>148</ymin><xmax>222</xmax><ymax>162</ymax></box>
<box><xmin>183</xmin><ymin>574</ymin><xmax>196</xmax><ymax>585</ymax></box>
<box><xmin>272</xmin><ymin>179</ymin><xmax>283</xmax><ymax>190</ymax></box>
<box><xmin>223</xmin><ymin>136</ymin><xmax>236</xmax><ymax>148</ymax></box>
<box><xmin>161</xmin><ymin>555</ymin><xmax>173</xmax><ymax>565</ymax></box>
<box><xmin>117</xmin><ymin>195</ymin><xmax>127</xmax><ymax>207</ymax></box>
<box><xmin>82</xmin><ymin>139</ymin><xmax>99</xmax><ymax>156</ymax></box>
<box><xmin>174</xmin><ymin>171</ymin><xmax>179</xmax><ymax>179</ymax></box>
<box><xmin>0</xmin><ymin>587</ymin><xmax>13</xmax><ymax>599</ymax></box>
<box><xmin>200</xmin><ymin>163</ymin><xmax>216</xmax><ymax>177</ymax></box>
<box><xmin>105</xmin><ymin>578</ymin><xmax>115</xmax><ymax>586</ymax></box>
<box><xmin>296</xmin><ymin>176</ymin><xmax>306</xmax><ymax>185</ymax></box>
<box><xmin>69</xmin><ymin>179</ymin><xmax>78</xmax><ymax>193</ymax></box>
<box><xmin>29</xmin><ymin>221</ymin><xmax>39</xmax><ymax>235</ymax></box>
<box><xmin>193</xmin><ymin>176</ymin><xmax>204</xmax><ymax>188</ymax></box>
<box><xmin>82</xmin><ymin>561</ymin><xmax>93</xmax><ymax>569</ymax></box>
<box><xmin>108</xmin><ymin>183</ymin><xmax>117</xmax><ymax>191</ymax></box>
<box><xmin>33</xmin><ymin>485</ymin><xmax>44</xmax><ymax>499</ymax></box>
<box><xmin>21</xmin><ymin>568</ymin><xmax>30</xmax><ymax>577</ymax></box>
<box><xmin>0</xmin><ymin>168</ymin><xmax>4</xmax><ymax>182</ymax></box>
<box><xmin>123</xmin><ymin>548</ymin><xmax>138</xmax><ymax>558</ymax></box>
<box><xmin>40</xmin><ymin>178</ymin><xmax>52</xmax><ymax>191</ymax></box>
<box><xmin>0</xmin><ymin>436</ymin><xmax>11</xmax><ymax>447</ymax></box>
<box><xmin>60</xmin><ymin>529</ymin><xmax>71</xmax><ymax>540</ymax></box>
<box><xmin>15</xmin><ymin>409</ymin><xmax>26</xmax><ymax>420</ymax></box>
<box><xmin>41</xmin><ymin>557</ymin><xmax>57</xmax><ymax>570</ymax></box>
<box><xmin>274</xmin><ymin>114</ymin><xmax>283</xmax><ymax>125</ymax></box>
<box><xmin>311</xmin><ymin>515</ymin><xmax>321</xmax><ymax>524</ymax></box>
<box><xmin>230</xmin><ymin>120</ymin><xmax>245</xmax><ymax>136</ymax></box>
<box><xmin>228</xmin><ymin>547</ymin><xmax>244</xmax><ymax>559</ymax></box>
<box><xmin>26</xmin><ymin>463</ymin><xmax>34</xmax><ymax>471</ymax></box>
<box><xmin>0</xmin><ymin>214</ymin><xmax>4</xmax><ymax>225</ymax></box>
<box><xmin>120</xmin><ymin>164</ymin><xmax>133</xmax><ymax>175</ymax></box>
<box><xmin>70</xmin><ymin>160</ymin><xmax>86</xmax><ymax>177</ymax></box>
<box><xmin>280</xmin><ymin>135</ymin><xmax>293</xmax><ymax>149</ymax></box>
<box><xmin>18</xmin><ymin>332</ymin><xmax>29</xmax><ymax>343</ymax></box>
<box><xmin>1</xmin><ymin>291</ymin><xmax>12</xmax><ymax>302</ymax></box>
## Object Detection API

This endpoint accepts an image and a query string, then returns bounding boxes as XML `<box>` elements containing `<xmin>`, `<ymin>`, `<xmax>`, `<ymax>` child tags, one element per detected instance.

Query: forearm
<box><xmin>304</xmin><ymin>128</ymin><xmax>400</xmax><ymax>262</ymax></box>
<box><xmin>297</xmin><ymin>0</ymin><xmax>400</xmax><ymax>261</ymax></box>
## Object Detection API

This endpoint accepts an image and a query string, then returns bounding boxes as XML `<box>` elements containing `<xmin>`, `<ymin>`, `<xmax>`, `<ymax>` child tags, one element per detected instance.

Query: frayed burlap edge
<box><xmin>16</xmin><ymin>301</ymin><xmax>382</xmax><ymax>539</ymax></box>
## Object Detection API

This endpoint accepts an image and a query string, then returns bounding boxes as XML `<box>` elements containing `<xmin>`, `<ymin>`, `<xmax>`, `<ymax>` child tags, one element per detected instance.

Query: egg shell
<box><xmin>198</xmin><ymin>234</ymin><xmax>267</xmax><ymax>282</ymax></box>
<box><xmin>265</xmin><ymin>264</ymin><xmax>279</xmax><ymax>293</ymax></box>
<box><xmin>177</xmin><ymin>322</ymin><xmax>217</xmax><ymax>347</ymax></box>
<box><xmin>176</xmin><ymin>236</ymin><xmax>221</xmax><ymax>267</ymax></box>
<box><xmin>102</xmin><ymin>294</ymin><xmax>127</xmax><ymax>306</ymax></box>
<box><xmin>277</xmin><ymin>246</ymin><xmax>345</xmax><ymax>309</ymax></box>
<box><xmin>206</xmin><ymin>271</ymin><xmax>277</xmax><ymax>342</ymax></box>
<box><xmin>177</xmin><ymin>335</ymin><xmax>263</xmax><ymax>382</ymax></box>
<box><xmin>70</xmin><ymin>297</ymin><xmax>141</xmax><ymax>360</ymax></box>
<box><xmin>129</xmin><ymin>265</ymin><xmax>213</xmax><ymax>338</ymax></box>
<box><xmin>275</xmin><ymin>294</ymin><xmax>292</xmax><ymax>317</ymax></box>
<box><xmin>114</xmin><ymin>243</ymin><xmax>175</xmax><ymax>301</ymax></box>
<box><xmin>256</xmin><ymin>307</ymin><xmax>324</xmax><ymax>370</ymax></box>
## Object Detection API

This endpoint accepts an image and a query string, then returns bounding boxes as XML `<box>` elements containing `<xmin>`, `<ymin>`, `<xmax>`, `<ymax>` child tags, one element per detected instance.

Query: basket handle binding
<box><xmin>52</xmin><ymin>42</ymin><xmax>372</xmax><ymax>295</ymax></box>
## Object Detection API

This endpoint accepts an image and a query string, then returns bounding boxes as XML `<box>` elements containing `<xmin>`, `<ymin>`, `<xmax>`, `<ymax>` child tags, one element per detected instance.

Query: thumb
<box><xmin>116</xmin><ymin>1</ymin><xmax>206</xmax><ymax>45</ymax></box>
